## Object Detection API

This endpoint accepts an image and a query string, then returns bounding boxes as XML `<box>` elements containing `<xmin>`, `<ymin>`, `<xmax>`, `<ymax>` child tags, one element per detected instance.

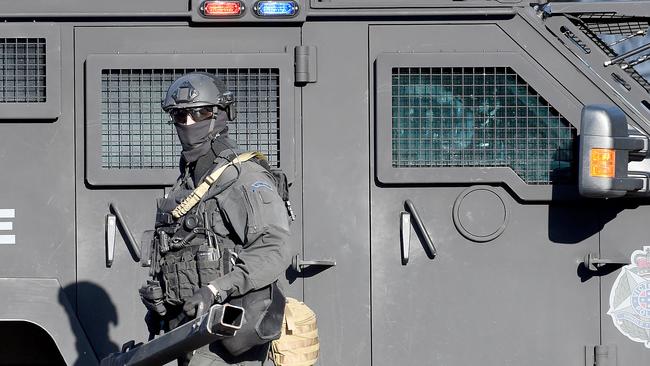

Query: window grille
<box><xmin>577</xmin><ymin>13</ymin><xmax>649</xmax><ymax>36</ymax></box>
<box><xmin>572</xmin><ymin>13</ymin><xmax>650</xmax><ymax>93</ymax></box>
<box><xmin>101</xmin><ymin>68</ymin><xmax>280</xmax><ymax>169</ymax></box>
<box><xmin>0</xmin><ymin>38</ymin><xmax>46</xmax><ymax>103</ymax></box>
<box><xmin>391</xmin><ymin>67</ymin><xmax>576</xmax><ymax>184</ymax></box>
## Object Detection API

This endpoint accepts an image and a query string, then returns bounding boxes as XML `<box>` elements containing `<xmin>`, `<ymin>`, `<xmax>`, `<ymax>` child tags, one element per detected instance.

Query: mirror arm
<box><xmin>627</xmin><ymin>132</ymin><xmax>649</xmax><ymax>161</ymax></box>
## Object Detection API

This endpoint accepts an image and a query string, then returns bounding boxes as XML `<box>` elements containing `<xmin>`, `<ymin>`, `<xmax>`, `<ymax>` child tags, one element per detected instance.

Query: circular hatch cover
<box><xmin>453</xmin><ymin>186</ymin><xmax>508</xmax><ymax>243</ymax></box>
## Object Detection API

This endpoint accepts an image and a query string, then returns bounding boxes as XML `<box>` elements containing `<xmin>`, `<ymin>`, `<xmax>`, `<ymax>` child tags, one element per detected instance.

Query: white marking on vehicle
<box><xmin>0</xmin><ymin>235</ymin><xmax>15</xmax><ymax>245</ymax></box>
<box><xmin>0</xmin><ymin>209</ymin><xmax>15</xmax><ymax>244</ymax></box>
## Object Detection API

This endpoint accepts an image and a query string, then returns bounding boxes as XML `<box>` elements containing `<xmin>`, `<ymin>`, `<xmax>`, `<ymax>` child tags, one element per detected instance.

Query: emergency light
<box><xmin>201</xmin><ymin>1</ymin><xmax>244</xmax><ymax>17</ymax></box>
<box><xmin>253</xmin><ymin>1</ymin><xmax>299</xmax><ymax>17</ymax></box>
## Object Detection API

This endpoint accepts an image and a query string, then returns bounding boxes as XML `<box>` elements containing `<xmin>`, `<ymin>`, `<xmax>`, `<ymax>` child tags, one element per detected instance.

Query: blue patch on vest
<box><xmin>252</xmin><ymin>181</ymin><xmax>274</xmax><ymax>192</ymax></box>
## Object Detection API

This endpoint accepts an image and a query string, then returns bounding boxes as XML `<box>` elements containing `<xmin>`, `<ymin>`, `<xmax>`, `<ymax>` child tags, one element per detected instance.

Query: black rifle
<box><xmin>100</xmin><ymin>304</ymin><xmax>244</xmax><ymax>366</ymax></box>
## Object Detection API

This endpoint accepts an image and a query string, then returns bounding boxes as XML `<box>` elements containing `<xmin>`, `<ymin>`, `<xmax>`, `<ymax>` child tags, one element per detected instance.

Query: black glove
<box><xmin>183</xmin><ymin>286</ymin><xmax>215</xmax><ymax>318</ymax></box>
<box><xmin>144</xmin><ymin>310</ymin><xmax>162</xmax><ymax>339</ymax></box>
<box><xmin>139</xmin><ymin>281</ymin><xmax>166</xmax><ymax>316</ymax></box>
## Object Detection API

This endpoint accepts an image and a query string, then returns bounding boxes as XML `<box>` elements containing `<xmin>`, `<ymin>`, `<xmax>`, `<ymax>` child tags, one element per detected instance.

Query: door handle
<box><xmin>400</xmin><ymin>211</ymin><xmax>411</xmax><ymax>265</ymax></box>
<box><xmin>105</xmin><ymin>214</ymin><xmax>116</xmax><ymax>268</ymax></box>
<box><xmin>583</xmin><ymin>252</ymin><xmax>630</xmax><ymax>271</ymax></box>
<box><xmin>404</xmin><ymin>199</ymin><xmax>437</xmax><ymax>259</ymax></box>
<box><xmin>291</xmin><ymin>255</ymin><xmax>336</xmax><ymax>273</ymax></box>
<box><xmin>109</xmin><ymin>202</ymin><xmax>142</xmax><ymax>262</ymax></box>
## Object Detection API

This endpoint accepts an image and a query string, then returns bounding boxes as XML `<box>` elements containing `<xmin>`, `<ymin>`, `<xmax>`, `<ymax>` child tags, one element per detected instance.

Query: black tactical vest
<box><xmin>154</xmin><ymin>191</ymin><xmax>234</xmax><ymax>306</ymax></box>
<box><xmin>144</xmin><ymin>136</ymin><xmax>291</xmax><ymax>356</ymax></box>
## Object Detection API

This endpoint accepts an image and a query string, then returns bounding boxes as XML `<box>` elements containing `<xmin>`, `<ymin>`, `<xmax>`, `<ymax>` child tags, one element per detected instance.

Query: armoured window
<box><xmin>101</xmin><ymin>68</ymin><xmax>280</xmax><ymax>169</ymax></box>
<box><xmin>0</xmin><ymin>38</ymin><xmax>46</xmax><ymax>103</ymax></box>
<box><xmin>571</xmin><ymin>13</ymin><xmax>650</xmax><ymax>92</ymax></box>
<box><xmin>391</xmin><ymin>67</ymin><xmax>575</xmax><ymax>184</ymax></box>
<box><xmin>0</xmin><ymin>24</ymin><xmax>60</xmax><ymax>119</ymax></box>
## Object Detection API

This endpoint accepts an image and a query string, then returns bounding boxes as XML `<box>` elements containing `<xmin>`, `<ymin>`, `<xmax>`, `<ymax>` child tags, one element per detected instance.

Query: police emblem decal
<box><xmin>608</xmin><ymin>246</ymin><xmax>650</xmax><ymax>348</ymax></box>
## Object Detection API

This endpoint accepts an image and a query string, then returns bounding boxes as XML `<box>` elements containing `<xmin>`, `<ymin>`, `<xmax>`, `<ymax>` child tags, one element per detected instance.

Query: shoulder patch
<box><xmin>251</xmin><ymin>180</ymin><xmax>274</xmax><ymax>192</ymax></box>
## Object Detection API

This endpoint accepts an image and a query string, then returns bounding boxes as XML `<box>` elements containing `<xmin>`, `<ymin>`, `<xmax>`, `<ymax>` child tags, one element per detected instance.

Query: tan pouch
<box><xmin>270</xmin><ymin>298</ymin><xmax>319</xmax><ymax>366</ymax></box>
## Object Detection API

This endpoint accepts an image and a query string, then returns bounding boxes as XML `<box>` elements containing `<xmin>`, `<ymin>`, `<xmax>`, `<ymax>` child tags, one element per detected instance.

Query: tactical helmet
<box><xmin>162</xmin><ymin>72</ymin><xmax>236</xmax><ymax>120</ymax></box>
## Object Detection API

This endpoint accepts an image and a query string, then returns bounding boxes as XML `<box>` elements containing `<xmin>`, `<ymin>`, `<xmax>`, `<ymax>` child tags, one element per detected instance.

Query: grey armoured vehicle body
<box><xmin>0</xmin><ymin>0</ymin><xmax>650</xmax><ymax>365</ymax></box>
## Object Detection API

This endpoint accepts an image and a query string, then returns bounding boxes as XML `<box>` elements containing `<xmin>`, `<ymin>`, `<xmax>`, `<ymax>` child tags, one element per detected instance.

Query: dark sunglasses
<box><xmin>169</xmin><ymin>107</ymin><xmax>214</xmax><ymax>124</ymax></box>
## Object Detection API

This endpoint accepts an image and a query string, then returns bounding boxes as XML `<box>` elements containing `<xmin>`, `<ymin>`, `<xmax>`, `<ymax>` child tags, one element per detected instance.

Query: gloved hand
<box><xmin>183</xmin><ymin>286</ymin><xmax>215</xmax><ymax>318</ymax></box>
<box><xmin>139</xmin><ymin>280</ymin><xmax>166</xmax><ymax>316</ymax></box>
<box><xmin>144</xmin><ymin>310</ymin><xmax>162</xmax><ymax>339</ymax></box>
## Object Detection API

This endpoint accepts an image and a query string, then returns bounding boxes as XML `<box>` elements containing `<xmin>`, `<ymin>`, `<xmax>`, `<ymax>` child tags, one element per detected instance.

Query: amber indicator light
<box><xmin>590</xmin><ymin>148</ymin><xmax>616</xmax><ymax>178</ymax></box>
<box><xmin>201</xmin><ymin>1</ymin><xmax>244</xmax><ymax>16</ymax></box>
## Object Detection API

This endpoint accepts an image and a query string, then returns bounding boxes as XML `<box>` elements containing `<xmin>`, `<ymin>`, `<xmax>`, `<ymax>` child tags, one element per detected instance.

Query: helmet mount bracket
<box><xmin>173</xmin><ymin>82</ymin><xmax>199</xmax><ymax>104</ymax></box>
<box><xmin>226</xmin><ymin>103</ymin><xmax>237</xmax><ymax>121</ymax></box>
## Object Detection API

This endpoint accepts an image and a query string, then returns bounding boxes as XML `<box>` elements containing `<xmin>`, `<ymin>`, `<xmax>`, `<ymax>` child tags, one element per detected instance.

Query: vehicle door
<box><xmin>368</xmin><ymin>19</ymin><xmax>608</xmax><ymax>365</ymax></box>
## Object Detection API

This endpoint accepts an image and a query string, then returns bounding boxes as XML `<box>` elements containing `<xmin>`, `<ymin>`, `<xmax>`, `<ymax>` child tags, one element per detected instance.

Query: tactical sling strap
<box><xmin>270</xmin><ymin>298</ymin><xmax>319</xmax><ymax>366</ymax></box>
<box><xmin>172</xmin><ymin>151</ymin><xmax>266</xmax><ymax>219</ymax></box>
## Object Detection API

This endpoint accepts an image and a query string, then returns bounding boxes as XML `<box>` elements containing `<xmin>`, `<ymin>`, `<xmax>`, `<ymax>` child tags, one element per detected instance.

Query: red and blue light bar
<box><xmin>253</xmin><ymin>1</ymin><xmax>299</xmax><ymax>17</ymax></box>
<box><xmin>201</xmin><ymin>1</ymin><xmax>245</xmax><ymax>17</ymax></box>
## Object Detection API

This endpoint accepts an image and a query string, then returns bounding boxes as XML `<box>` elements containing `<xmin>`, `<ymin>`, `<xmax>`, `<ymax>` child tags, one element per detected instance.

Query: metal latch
<box><xmin>105</xmin><ymin>202</ymin><xmax>142</xmax><ymax>266</ymax></box>
<box><xmin>399</xmin><ymin>200</ymin><xmax>437</xmax><ymax>266</ymax></box>
<box><xmin>582</xmin><ymin>253</ymin><xmax>629</xmax><ymax>272</ymax></box>
<box><xmin>400</xmin><ymin>211</ymin><xmax>411</xmax><ymax>265</ymax></box>
<box><xmin>585</xmin><ymin>345</ymin><xmax>617</xmax><ymax>366</ymax></box>
<box><xmin>291</xmin><ymin>255</ymin><xmax>335</xmax><ymax>273</ymax></box>
<box><xmin>294</xmin><ymin>45</ymin><xmax>317</xmax><ymax>84</ymax></box>
<box><xmin>105</xmin><ymin>214</ymin><xmax>116</xmax><ymax>268</ymax></box>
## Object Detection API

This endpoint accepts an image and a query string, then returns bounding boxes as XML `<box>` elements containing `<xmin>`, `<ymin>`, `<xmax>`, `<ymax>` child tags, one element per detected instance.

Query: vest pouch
<box><xmin>161</xmin><ymin>262</ymin><xmax>182</xmax><ymax>306</ymax></box>
<box><xmin>221</xmin><ymin>282</ymin><xmax>286</xmax><ymax>356</ymax></box>
<box><xmin>196</xmin><ymin>250</ymin><xmax>222</xmax><ymax>286</ymax></box>
<box><xmin>176</xmin><ymin>259</ymin><xmax>200</xmax><ymax>300</ymax></box>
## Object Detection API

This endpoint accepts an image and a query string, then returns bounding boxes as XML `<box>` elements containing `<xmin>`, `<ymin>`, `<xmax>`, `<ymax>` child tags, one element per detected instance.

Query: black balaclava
<box><xmin>175</xmin><ymin>109</ymin><xmax>228</xmax><ymax>163</ymax></box>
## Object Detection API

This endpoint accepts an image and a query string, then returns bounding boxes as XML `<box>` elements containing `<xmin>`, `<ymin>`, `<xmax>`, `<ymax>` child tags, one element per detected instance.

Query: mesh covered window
<box><xmin>0</xmin><ymin>38</ymin><xmax>46</xmax><ymax>103</ymax></box>
<box><xmin>392</xmin><ymin>67</ymin><xmax>576</xmax><ymax>185</ymax></box>
<box><xmin>101</xmin><ymin>68</ymin><xmax>280</xmax><ymax>169</ymax></box>
<box><xmin>573</xmin><ymin>13</ymin><xmax>650</xmax><ymax>92</ymax></box>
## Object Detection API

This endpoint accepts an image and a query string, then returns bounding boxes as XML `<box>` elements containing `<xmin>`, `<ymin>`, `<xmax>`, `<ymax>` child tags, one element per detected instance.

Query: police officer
<box><xmin>140</xmin><ymin>72</ymin><xmax>293</xmax><ymax>366</ymax></box>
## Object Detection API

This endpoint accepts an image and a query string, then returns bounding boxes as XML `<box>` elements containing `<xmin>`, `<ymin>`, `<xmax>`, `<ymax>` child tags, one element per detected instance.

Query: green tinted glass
<box><xmin>391</xmin><ymin>67</ymin><xmax>575</xmax><ymax>184</ymax></box>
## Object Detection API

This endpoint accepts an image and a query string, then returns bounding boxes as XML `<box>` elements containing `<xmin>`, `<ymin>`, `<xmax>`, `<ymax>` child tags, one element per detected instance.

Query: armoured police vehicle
<box><xmin>1</xmin><ymin>0</ymin><xmax>650</xmax><ymax>365</ymax></box>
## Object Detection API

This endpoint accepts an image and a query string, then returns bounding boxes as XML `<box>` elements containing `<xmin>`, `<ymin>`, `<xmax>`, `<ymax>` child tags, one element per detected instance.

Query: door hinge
<box><xmin>585</xmin><ymin>345</ymin><xmax>617</xmax><ymax>366</ymax></box>
<box><xmin>294</xmin><ymin>45</ymin><xmax>317</xmax><ymax>84</ymax></box>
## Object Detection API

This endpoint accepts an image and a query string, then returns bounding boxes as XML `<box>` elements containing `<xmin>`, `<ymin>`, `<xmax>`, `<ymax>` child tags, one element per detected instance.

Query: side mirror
<box><xmin>578</xmin><ymin>105</ymin><xmax>649</xmax><ymax>198</ymax></box>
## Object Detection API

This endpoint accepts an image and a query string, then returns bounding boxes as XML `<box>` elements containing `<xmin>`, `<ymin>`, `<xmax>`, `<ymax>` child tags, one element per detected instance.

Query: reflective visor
<box><xmin>170</xmin><ymin>107</ymin><xmax>214</xmax><ymax>124</ymax></box>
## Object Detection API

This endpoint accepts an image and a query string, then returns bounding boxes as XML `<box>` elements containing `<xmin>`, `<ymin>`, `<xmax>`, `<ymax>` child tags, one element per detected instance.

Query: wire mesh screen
<box><xmin>391</xmin><ymin>67</ymin><xmax>576</xmax><ymax>185</ymax></box>
<box><xmin>577</xmin><ymin>13</ymin><xmax>650</xmax><ymax>36</ymax></box>
<box><xmin>0</xmin><ymin>38</ymin><xmax>46</xmax><ymax>103</ymax></box>
<box><xmin>571</xmin><ymin>15</ymin><xmax>650</xmax><ymax>93</ymax></box>
<box><xmin>101</xmin><ymin>68</ymin><xmax>280</xmax><ymax>169</ymax></box>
